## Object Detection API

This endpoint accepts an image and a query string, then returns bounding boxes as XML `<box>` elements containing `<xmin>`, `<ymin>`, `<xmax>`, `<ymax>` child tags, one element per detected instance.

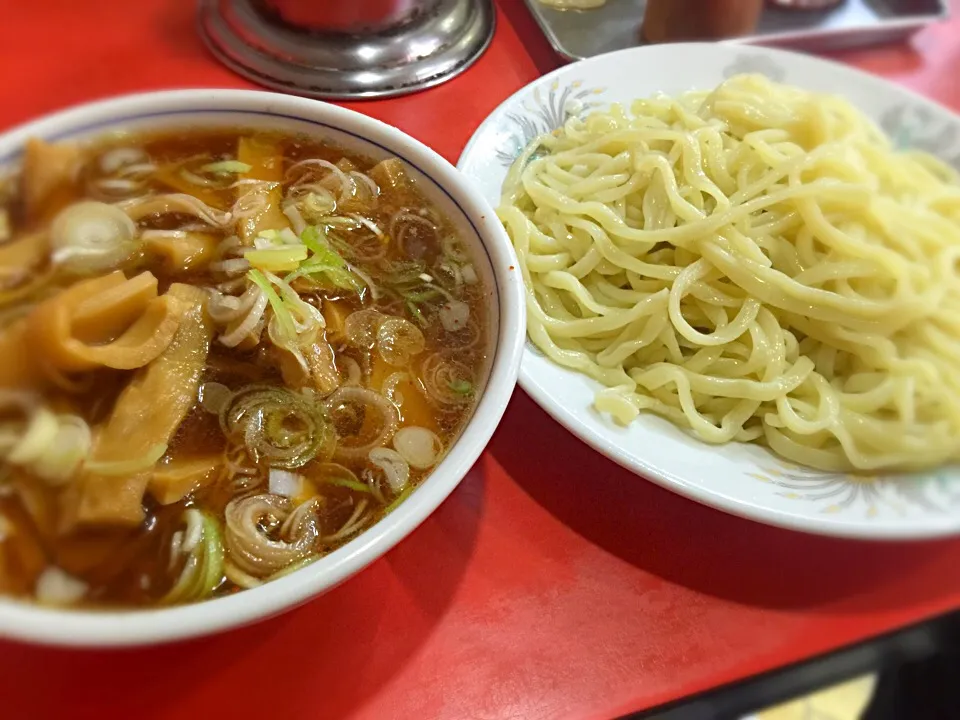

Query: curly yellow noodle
<box><xmin>498</xmin><ymin>73</ymin><xmax>960</xmax><ymax>472</ymax></box>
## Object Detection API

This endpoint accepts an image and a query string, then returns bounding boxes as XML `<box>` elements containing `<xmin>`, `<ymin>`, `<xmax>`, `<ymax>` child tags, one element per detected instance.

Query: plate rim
<box><xmin>458</xmin><ymin>42</ymin><xmax>960</xmax><ymax>540</ymax></box>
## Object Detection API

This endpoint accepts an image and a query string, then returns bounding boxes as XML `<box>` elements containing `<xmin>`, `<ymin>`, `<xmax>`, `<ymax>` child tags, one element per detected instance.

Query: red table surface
<box><xmin>3</xmin><ymin>2</ymin><xmax>960</xmax><ymax>718</ymax></box>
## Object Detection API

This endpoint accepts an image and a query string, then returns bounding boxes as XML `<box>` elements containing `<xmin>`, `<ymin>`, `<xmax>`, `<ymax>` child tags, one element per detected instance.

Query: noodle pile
<box><xmin>498</xmin><ymin>73</ymin><xmax>960</xmax><ymax>472</ymax></box>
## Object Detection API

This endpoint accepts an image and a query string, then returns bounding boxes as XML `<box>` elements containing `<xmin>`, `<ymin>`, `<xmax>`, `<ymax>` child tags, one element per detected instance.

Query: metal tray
<box><xmin>523</xmin><ymin>0</ymin><xmax>950</xmax><ymax>61</ymax></box>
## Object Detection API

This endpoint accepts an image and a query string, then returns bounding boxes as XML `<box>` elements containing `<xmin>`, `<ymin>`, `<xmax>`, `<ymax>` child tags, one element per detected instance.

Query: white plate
<box><xmin>458</xmin><ymin>43</ymin><xmax>960</xmax><ymax>539</ymax></box>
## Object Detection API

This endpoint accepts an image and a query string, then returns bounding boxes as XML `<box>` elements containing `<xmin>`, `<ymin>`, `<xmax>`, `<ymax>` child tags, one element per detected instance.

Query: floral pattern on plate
<box><xmin>749</xmin><ymin>464</ymin><xmax>960</xmax><ymax>518</ymax></box>
<box><xmin>495</xmin><ymin>80</ymin><xmax>605</xmax><ymax>166</ymax></box>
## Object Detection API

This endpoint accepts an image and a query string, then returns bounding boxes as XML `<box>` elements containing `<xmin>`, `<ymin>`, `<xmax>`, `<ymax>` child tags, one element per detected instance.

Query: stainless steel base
<box><xmin>198</xmin><ymin>0</ymin><xmax>496</xmax><ymax>100</ymax></box>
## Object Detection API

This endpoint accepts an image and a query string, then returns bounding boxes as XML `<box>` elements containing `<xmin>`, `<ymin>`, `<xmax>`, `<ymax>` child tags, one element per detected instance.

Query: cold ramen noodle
<box><xmin>499</xmin><ymin>74</ymin><xmax>960</xmax><ymax>473</ymax></box>
<box><xmin>0</xmin><ymin>128</ymin><xmax>491</xmax><ymax>607</ymax></box>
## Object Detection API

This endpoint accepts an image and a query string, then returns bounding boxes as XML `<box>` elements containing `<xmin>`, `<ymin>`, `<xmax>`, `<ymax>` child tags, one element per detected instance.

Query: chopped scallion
<box><xmin>244</xmin><ymin>245</ymin><xmax>308</xmax><ymax>272</ymax></box>
<box><xmin>385</xmin><ymin>261</ymin><xmax>427</xmax><ymax>285</ymax></box>
<box><xmin>201</xmin><ymin>160</ymin><xmax>252</xmax><ymax>174</ymax></box>
<box><xmin>300</xmin><ymin>226</ymin><xmax>345</xmax><ymax>266</ymax></box>
<box><xmin>406</xmin><ymin>299</ymin><xmax>426</xmax><ymax>326</ymax></box>
<box><xmin>322</xmin><ymin>475</ymin><xmax>372</xmax><ymax>493</ymax></box>
<box><xmin>448</xmin><ymin>379</ymin><xmax>473</xmax><ymax>396</ymax></box>
<box><xmin>278</xmin><ymin>227</ymin><xmax>300</xmax><ymax>244</ymax></box>
<box><xmin>248</xmin><ymin>269</ymin><xmax>296</xmax><ymax>342</ymax></box>
<box><xmin>385</xmin><ymin>484</ymin><xmax>414</xmax><ymax>513</ymax></box>
<box><xmin>254</xmin><ymin>227</ymin><xmax>301</xmax><ymax>249</ymax></box>
<box><xmin>287</xmin><ymin>225</ymin><xmax>364</xmax><ymax>293</ymax></box>
<box><xmin>404</xmin><ymin>288</ymin><xmax>442</xmax><ymax>303</ymax></box>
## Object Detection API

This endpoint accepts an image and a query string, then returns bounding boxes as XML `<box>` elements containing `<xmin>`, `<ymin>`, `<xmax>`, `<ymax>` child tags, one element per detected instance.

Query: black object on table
<box><xmin>627</xmin><ymin>608</ymin><xmax>960</xmax><ymax>719</ymax></box>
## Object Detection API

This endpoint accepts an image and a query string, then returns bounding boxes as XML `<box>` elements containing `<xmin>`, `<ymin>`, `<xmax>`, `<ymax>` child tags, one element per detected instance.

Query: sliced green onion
<box><xmin>385</xmin><ymin>484</ymin><xmax>414</xmax><ymax>513</ymax></box>
<box><xmin>221</xmin><ymin>385</ymin><xmax>334</xmax><ymax>469</ymax></box>
<box><xmin>268</xmin><ymin>554</ymin><xmax>319</xmax><ymax>581</ymax></box>
<box><xmin>253</xmin><ymin>227</ymin><xmax>299</xmax><ymax>246</ymax></box>
<box><xmin>299</xmin><ymin>225</ymin><xmax>325</xmax><ymax>255</ymax></box>
<box><xmin>269</xmin><ymin>272</ymin><xmax>305</xmax><ymax>309</ymax></box>
<box><xmin>317</xmin><ymin>266</ymin><xmax>362</xmax><ymax>292</ymax></box>
<box><xmin>50</xmin><ymin>201</ymin><xmax>140</xmax><ymax>274</ymax></box>
<box><xmin>256</xmin><ymin>228</ymin><xmax>282</xmax><ymax>244</ymax></box>
<box><xmin>406</xmin><ymin>299</ymin><xmax>426</xmax><ymax>326</ymax></box>
<box><xmin>404</xmin><ymin>288</ymin><xmax>442</xmax><ymax>303</ymax></box>
<box><xmin>202</xmin><ymin>160</ymin><xmax>252</xmax><ymax>174</ymax></box>
<box><xmin>308</xmin><ymin>462</ymin><xmax>371</xmax><ymax>494</ymax></box>
<box><xmin>263</xmin><ymin>270</ymin><xmax>325</xmax><ymax>338</ymax></box>
<box><xmin>385</xmin><ymin>260</ymin><xmax>427</xmax><ymax>284</ymax></box>
<box><xmin>302</xmin><ymin>192</ymin><xmax>336</xmax><ymax>218</ymax></box>
<box><xmin>244</xmin><ymin>245</ymin><xmax>308</xmax><ymax>272</ymax></box>
<box><xmin>278</xmin><ymin>227</ymin><xmax>299</xmax><ymax>244</ymax></box>
<box><xmin>323</xmin><ymin>475</ymin><xmax>371</xmax><ymax>493</ymax></box>
<box><xmin>248</xmin><ymin>269</ymin><xmax>297</xmax><ymax>344</ymax></box>
<box><xmin>179</xmin><ymin>168</ymin><xmax>221</xmax><ymax>188</ymax></box>
<box><xmin>253</xmin><ymin>228</ymin><xmax>300</xmax><ymax>251</ymax></box>
<box><xmin>289</xmin><ymin>263</ymin><xmax>362</xmax><ymax>293</ymax></box>
<box><xmin>266</xmin><ymin>269</ymin><xmax>303</xmax><ymax>306</ymax></box>
<box><xmin>85</xmin><ymin>443</ymin><xmax>167</xmax><ymax>475</ymax></box>
<box><xmin>300</xmin><ymin>226</ymin><xmax>344</xmax><ymax>266</ymax></box>
<box><xmin>7</xmin><ymin>407</ymin><xmax>60</xmax><ymax>464</ymax></box>
<box><xmin>275</xmin><ymin>225</ymin><xmax>365</xmax><ymax>293</ymax></box>
<box><xmin>318</xmin><ymin>215</ymin><xmax>360</xmax><ymax>228</ymax></box>
<box><xmin>163</xmin><ymin>511</ymin><xmax>224</xmax><ymax>604</ymax></box>
<box><xmin>448</xmin><ymin>379</ymin><xmax>473</xmax><ymax>396</ymax></box>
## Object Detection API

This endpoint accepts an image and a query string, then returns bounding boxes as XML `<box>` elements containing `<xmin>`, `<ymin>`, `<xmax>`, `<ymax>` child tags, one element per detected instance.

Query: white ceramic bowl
<box><xmin>0</xmin><ymin>89</ymin><xmax>525</xmax><ymax>646</ymax></box>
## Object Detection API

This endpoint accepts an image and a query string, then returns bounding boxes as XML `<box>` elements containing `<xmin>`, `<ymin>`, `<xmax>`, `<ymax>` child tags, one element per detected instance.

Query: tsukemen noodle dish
<box><xmin>0</xmin><ymin>128</ymin><xmax>491</xmax><ymax>608</ymax></box>
<box><xmin>500</xmin><ymin>73</ymin><xmax>960</xmax><ymax>474</ymax></box>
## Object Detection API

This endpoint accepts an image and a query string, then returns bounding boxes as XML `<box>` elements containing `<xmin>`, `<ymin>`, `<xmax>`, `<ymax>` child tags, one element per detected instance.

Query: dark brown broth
<box><xmin>0</xmin><ymin>128</ymin><xmax>492</xmax><ymax>607</ymax></box>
